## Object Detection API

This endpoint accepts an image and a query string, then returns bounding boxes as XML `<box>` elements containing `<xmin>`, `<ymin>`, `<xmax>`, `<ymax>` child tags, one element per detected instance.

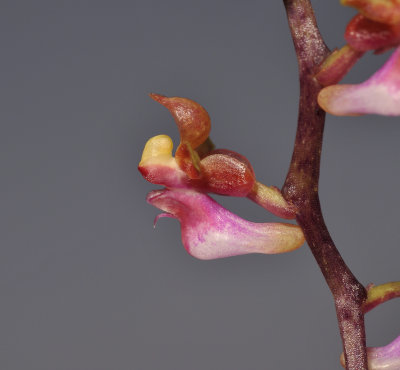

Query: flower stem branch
<box><xmin>364</xmin><ymin>282</ymin><xmax>400</xmax><ymax>313</ymax></box>
<box><xmin>247</xmin><ymin>181</ymin><xmax>297</xmax><ymax>219</ymax></box>
<box><xmin>281</xmin><ymin>1</ymin><xmax>368</xmax><ymax>369</ymax></box>
<box><xmin>315</xmin><ymin>44</ymin><xmax>364</xmax><ymax>86</ymax></box>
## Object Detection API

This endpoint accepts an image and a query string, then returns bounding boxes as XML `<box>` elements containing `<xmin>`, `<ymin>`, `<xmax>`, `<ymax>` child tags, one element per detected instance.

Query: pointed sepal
<box><xmin>149</xmin><ymin>93</ymin><xmax>211</xmax><ymax>149</ymax></box>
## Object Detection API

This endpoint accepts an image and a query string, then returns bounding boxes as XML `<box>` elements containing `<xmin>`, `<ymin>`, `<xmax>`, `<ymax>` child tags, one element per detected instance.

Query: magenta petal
<box><xmin>318</xmin><ymin>46</ymin><xmax>400</xmax><ymax>116</ymax></box>
<box><xmin>146</xmin><ymin>188</ymin><xmax>305</xmax><ymax>260</ymax></box>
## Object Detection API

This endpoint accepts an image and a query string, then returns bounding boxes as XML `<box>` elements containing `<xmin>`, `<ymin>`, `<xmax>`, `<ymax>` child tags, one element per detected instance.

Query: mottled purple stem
<box><xmin>281</xmin><ymin>1</ymin><xmax>368</xmax><ymax>369</ymax></box>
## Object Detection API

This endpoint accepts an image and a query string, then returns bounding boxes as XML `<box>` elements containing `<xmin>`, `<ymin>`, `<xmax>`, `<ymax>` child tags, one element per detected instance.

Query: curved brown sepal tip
<box><xmin>149</xmin><ymin>93</ymin><xmax>211</xmax><ymax>149</ymax></box>
<box><xmin>149</xmin><ymin>92</ymin><xmax>167</xmax><ymax>104</ymax></box>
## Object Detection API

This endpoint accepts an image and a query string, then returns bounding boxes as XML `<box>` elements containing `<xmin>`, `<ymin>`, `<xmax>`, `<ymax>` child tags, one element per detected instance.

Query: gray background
<box><xmin>1</xmin><ymin>1</ymin><xmax>399</xmax><ymax>369</ymax></box>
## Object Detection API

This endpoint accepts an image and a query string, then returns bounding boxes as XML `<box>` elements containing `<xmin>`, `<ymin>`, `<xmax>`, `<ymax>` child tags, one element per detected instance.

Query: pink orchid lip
<box><xmin>318</xmin><ymin>45</ymin><xmax>400</xmax><ymax>116</ymax></box>
<box><xmin>146</xmin><ymin>188</ymin><xmax>305</xmax><ymax>260</ymax></box>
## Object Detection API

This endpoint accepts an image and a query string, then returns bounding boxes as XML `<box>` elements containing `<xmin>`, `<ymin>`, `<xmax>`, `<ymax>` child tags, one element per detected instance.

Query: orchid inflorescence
<box><xmin>140</xmin><ymin>0</ymin><xmax>400</xmax><ymax>368</ymax></box>
<box><xmin>321</xmin><ymin>1</ymin><xmax>400</xmax><ymax>367</ymax></box>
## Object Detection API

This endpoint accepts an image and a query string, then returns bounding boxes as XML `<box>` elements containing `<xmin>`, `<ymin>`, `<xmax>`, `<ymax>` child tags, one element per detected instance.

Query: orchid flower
<box><xmin>318</xmin><ymin>45</ymin><xmax>400</xmax><ymax>116</ymax></box>
<box><xmin>139</xmin><ymin>94</ymin><xmax>304</xmax><ymax>259</ymax></box>
<box><xmin>341</xmin><ymin>335</ymin><xmax>400</xmax><ymax>369</ymax></box>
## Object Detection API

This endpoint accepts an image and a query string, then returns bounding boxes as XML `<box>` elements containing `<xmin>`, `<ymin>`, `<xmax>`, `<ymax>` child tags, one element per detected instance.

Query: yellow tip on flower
<box><xmin>139</xmin><ymin>135</ymin><xmax>174</xmax><ymax>165</ymax></box>
<box><xmin>138</xmin><ymin>135</ymin><xmax>188</xmax><ymax>188</ymax></box>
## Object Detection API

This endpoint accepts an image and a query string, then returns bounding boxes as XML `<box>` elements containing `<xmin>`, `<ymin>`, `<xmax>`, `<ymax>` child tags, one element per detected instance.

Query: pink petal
<box><xmin>146</xmin><ymin>188</ymin><xmax>305</xmax><ymax>260</ymax></box>
<box><xmin>318</xmin><ymin>46</ymin><xmax>400</xmax><ymax>116</ymax></box>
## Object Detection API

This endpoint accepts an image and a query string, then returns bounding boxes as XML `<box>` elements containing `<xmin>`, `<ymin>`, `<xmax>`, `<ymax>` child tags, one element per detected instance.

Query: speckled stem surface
<box><xmin>281</xmin><ymin>1</ymin><xmax>368</xmax><ymax>369</ymax></box>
